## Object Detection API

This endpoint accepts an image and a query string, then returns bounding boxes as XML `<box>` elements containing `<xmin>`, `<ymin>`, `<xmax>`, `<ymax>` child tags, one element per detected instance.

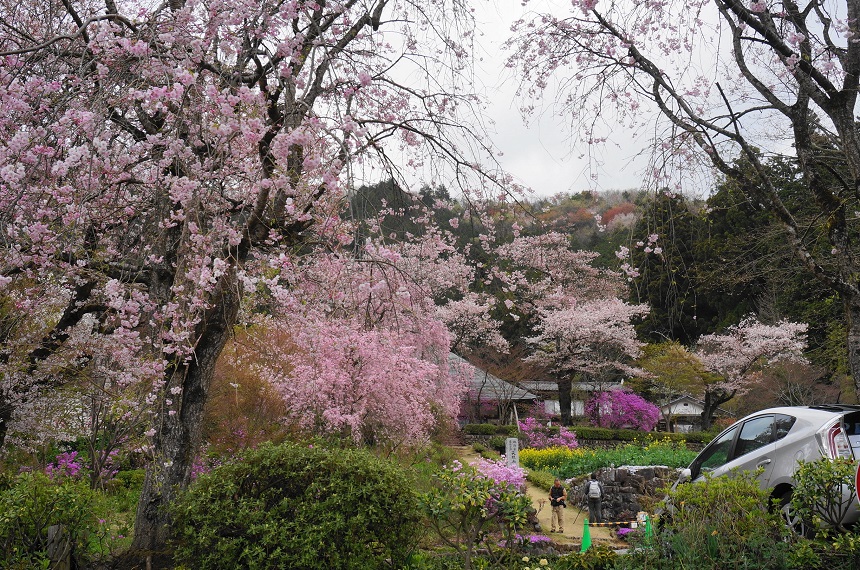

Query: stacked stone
<box><xmin>574</xmin><ymin>466</ymin><xmax>678</xmax><ymax>522</ymax></box>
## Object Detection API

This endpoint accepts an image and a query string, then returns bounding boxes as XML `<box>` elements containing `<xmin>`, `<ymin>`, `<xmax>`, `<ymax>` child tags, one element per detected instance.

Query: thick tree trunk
<box><xmin>700</xmin><ymin>392</ymin><xmax>714</xmax><ymax>432</ymax></box>
<box><xmin>846</xmin><ymin>299</ymin><xmax>860</xmax><ymax>403</ymax></box>
<box><xmin>0</xmin><ymin>398</ymin><xmax>11</xmax><ymax>449</ymax></box>
<box><xmin>130</xmin><ymin>271</ymin><xmax>240</xmax><ymax>554</ymax></box>
<box><xmin>558</xmin><ymin>377</ymin><xmax>573</xmax><ymax>426</ymax></box>
<box><xmin>700</xmin><ymin>388</ymin><xmax>734</xmax><ymax>431</ymax></box>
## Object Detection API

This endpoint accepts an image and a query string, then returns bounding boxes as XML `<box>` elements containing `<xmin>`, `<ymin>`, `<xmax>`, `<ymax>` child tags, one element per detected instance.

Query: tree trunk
<box><xmin>0</xmin><ymin>398</ymin><xmax>11</xmax><ymax>451</ymax></box>
<box><xmin>130</xmin><ymin>270</ymin><xmax>240</xmax><ymax>554</ymax></box>
<box><xmin>700</xmin><ymin>392</ymin><xmax>714</xmax><ymax>432</ymax></box>
<box><xmin>700</xmin><ymin>388</ymin><xmax>734</xmax><ymax>432</ymax></box>
<box><xmin>846</xmin><ymin>298</ymin><xmax>860</xmax><ymax>403</ymax></box>
<box><xmin>558</xmin><ymin>377</ymin><xmax>572</xmax><ymax>426</ymax></box>
<box><xmin>661</xmin><ymin>410</ymin><xmax>675</xmax><ymax>433</ymax></box>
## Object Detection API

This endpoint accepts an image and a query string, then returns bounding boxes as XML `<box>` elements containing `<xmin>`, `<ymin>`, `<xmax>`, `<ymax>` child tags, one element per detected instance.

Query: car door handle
<box><xmin>756</xmin><ymin>459</ymin><xmax>772</xmax><ymax>468</ymax></box>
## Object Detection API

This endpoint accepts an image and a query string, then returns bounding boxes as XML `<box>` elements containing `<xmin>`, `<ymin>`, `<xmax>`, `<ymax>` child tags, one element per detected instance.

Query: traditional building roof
<box><xmin>518</xmin><ymin>380</ymin><xmax>626</xmax><ymax>393</ymax></box>
<box><xmin>449</xmin><ymin>353</ymin><xmax>539</xmax><ymax>401</ymax></box>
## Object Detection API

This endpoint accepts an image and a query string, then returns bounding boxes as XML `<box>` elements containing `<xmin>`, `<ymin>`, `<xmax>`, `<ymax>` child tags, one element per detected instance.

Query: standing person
<box><xmin>548</xmin><ymin>478</ymin><xmax>567</xmax><ymax>533</ymax></box>
<box><xmin>582</xmin><ymin>472</ymin><xmax>605</xmax><ymax>523</ymax></box>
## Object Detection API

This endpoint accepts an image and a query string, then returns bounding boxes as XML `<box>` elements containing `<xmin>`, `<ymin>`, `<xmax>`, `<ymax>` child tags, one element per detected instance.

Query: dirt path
<box><xmin>526</xmin><ymin>478</ymin><xmax>619</xmax><ymax>548</ymax></box>
<box><xmin>451</xmin><ymin>446</ymin><xmax>622</xmax><ymax>550</ymax></box>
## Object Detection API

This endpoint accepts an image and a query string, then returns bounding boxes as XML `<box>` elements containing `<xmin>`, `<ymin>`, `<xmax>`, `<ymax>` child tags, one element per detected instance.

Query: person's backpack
<box><xmin>588</xmin><ymin>480</ymin><xmax>601</xmax><ymax>499</ymax></box>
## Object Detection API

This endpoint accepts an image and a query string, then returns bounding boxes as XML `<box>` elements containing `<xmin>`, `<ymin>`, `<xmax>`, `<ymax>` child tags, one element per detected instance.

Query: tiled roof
<box><xmin>449</xmin><ymin>353</ymin><xmax>539</xmax><ymax>401</ymax></box>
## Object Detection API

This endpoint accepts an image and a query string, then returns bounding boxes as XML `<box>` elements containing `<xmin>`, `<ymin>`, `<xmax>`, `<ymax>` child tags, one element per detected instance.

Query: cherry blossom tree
<box><xmin>525</xmin><ymin>297</ymin><xmax>650</xmax><ymax>424</ymax></box>
<box><xmin>694</xmin><ymin>315</ymin><xmax>808</xmax><ymax>429</ymax></box>
<box><xmin>437</xmin><ymin>293</ymin><xmax>509</xmax><ymax>356</ymax></box>
<box><xmin>507</xmin><ymin>0</ymin><xmax>860</xmax><ymax>401</ymax></box>
<box><xmin>0</xmin><ymin>0</ymin><xmax>509</xmax><ymax>551</ymax></box>
<box><xmin>247</xmin><ymin>238</ymin><xmax>475</xmax><ymax>448</ymax></box>
<box><xmin>251</xmin><ymin>316</ymin><xmax>462</xmax><ymax>447</ymax></box>
<box><xmin>494</xmin><ymin>232</ymin><xmax>618</xmax><ymax>318</ymax></box>
<box><xmin>492</xmin><ymin>232</ymin><xmax>649</xmax><ymax>424</ymax></box>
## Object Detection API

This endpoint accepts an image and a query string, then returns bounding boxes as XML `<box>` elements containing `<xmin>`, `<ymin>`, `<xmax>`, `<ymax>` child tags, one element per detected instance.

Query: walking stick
<box><xmin>570</xmin><ymin>503</ymin><xmax>582</xmax><ymax>530</ymax></box>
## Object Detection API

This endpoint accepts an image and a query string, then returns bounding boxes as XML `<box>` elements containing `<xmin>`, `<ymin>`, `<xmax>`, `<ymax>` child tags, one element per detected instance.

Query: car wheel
<box><xmin>777</xmin><ymin>489</ymin><xmax>814</xmax><ymax>538</ymax></box>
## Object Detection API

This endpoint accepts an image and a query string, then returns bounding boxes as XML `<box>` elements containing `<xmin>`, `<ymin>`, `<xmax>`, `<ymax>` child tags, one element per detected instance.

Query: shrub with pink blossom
<box><xmin>518</xmin><ymin>417</ymin><xmax>579</xmax><ymax>450</ymax></box>
<box><xmin>421</xmin><ymin>460</ymin><xmax>532</xmax><ymax>569</ymax></box>
<box><xmin>470</xmin><ymin>457</ymin><xmax>527</xmax><ymax>491</ymax></box>
<box><xmin>45</xmin><ymin>451</ymin><xmax>84</xmax><ymax>480</ymax></box>
<box><xmin>585</xmin><ymin>389</ymin><xmax>659</xmax><ymax>431</ymax></box>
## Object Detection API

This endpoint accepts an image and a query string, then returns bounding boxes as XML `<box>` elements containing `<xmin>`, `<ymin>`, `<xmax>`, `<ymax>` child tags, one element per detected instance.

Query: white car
<box><xmin>675</xmin><ymin>405</ymin><xmax>860</xmax><ymax>531</ymax></box>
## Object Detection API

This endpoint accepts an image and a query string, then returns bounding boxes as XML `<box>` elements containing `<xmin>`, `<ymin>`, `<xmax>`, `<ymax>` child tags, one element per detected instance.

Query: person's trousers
<box><xmin>587</xmin><ymin>498</ymin><xmax>603</xmax><ymax>523</ymax></box>
<box><xmin>551</xmin><ymin>504</ymin><xmax>564</xmax><ymax>531</ymax></box>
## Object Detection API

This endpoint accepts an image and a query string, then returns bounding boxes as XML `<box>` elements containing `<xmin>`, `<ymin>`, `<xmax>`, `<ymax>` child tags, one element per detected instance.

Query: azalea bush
<box><xmin>420</xmin><ymin>460</ymin><xmax>531</xmax><ymax>570</ymax></box>
<box><xmin>44</xmin><ymin>451</ymin><xmax>85</xmax><ymax>480</ymax></box>
<box><xmin>518</xmin><ymin>417</ymin><xmax>579</xmax><ymax>450</ymax></box>
<box><xmin>585</xmin><ymin>390</ymin><xmax>659</xmax><ymax>431</ymax></box>
<box><xmin>471</xmin><ymin>457</ymin><xmax>527</xmax><ymax>491</ymax></box>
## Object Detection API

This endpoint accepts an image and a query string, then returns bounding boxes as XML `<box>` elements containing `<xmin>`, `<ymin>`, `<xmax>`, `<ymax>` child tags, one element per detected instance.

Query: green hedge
<box><xmin>572</xmin><ymin>426</ymin><xmax>715</xmax><ymax>444</ymax></box>
<box><xmin>525</xmin><ymin>469</ymin><xmax>557</xmax><ymax>492</ymax></box>
<box><xmin>462</xmin><ymin>424</ymin><xmax>518</xmax><ymax>436</ymax></box>
<box><xmin>463</xmin><ymin>423</ymin><xmax>716</xmax><ymax>445</ymax></box>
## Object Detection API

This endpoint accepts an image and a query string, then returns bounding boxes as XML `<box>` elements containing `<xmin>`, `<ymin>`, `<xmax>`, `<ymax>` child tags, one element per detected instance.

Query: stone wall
<box><xmin>571</xmin><ymin>466</ymin><xmax>678</xmax><ymax>522</ymax></box>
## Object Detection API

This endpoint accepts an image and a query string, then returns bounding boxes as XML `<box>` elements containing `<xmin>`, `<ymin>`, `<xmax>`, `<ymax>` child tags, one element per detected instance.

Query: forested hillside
<box><xmin>347</xmin><ymin>178</ymin><xmax>851</xmax><ymax>423</ymax></box>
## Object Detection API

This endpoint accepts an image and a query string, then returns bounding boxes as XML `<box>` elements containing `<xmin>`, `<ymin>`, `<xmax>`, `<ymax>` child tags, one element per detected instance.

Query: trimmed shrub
<box><xmin>462</xmin><ymin>423</ymin><xmax>518</xmax><ymax>436</ymax></box>
<box><xmin>572</xmin><ymin>426</ymin><xmax>716</xmax><ymax>445</ymax></box>
<box><xmin>171</xmin><ymin>443</ymin><xmax>421</xmax><ymax>569</ymax></box>
<box><xmin>525</xmin><ymin>469</ymin><xmax>557</xmax><ymax>492</ymax></box>
<box><xmin>113</xmin><ymin>468</ymin><xmax>145</xmax><ymax>490</ymax></box>
<box><xmin>463</xmin><ymin>423</ymin><xmax>498</xmax><ymax>435</ymax></box>
<box><xmin>487</xmin><ymin>435</ymin><xmax>508</xmax><ymax>453</ymax></box>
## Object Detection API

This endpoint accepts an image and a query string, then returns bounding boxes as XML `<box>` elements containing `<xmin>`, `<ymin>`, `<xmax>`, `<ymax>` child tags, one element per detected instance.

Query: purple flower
<box><xmin>45</xmin><ymin>451</ymin><xmax>83</xmax><ymax>480</ymax></box>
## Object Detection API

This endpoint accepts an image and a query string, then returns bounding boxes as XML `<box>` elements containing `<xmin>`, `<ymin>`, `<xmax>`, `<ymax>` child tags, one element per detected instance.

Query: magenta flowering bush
<box><xmin>190</xmin><ymin>447</ymin><xmax>227</xmax><ymax>482</ymax></box>
<box><xmin>45</xmin><ymin>451</ymin><xmax>84</xmax><ymax>480</ymax></box>
<box><xmin>470</xmin><ymin>457</ymin><xmax>527</xmax><ymax>491</ymax></box>
<box><xmin>518</xmin><ymin>417</ymin><xmax>579</xmax><ymax>450</ymax></box>
<box><xmin>585</xmin><ymin>390</ymin><xmax>659</xmax><ymax>431</ymax></box>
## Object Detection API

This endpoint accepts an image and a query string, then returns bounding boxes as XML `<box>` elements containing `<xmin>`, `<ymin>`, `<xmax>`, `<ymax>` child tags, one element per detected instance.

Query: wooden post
<box><xmin>47</xmin><ymin>524</ymin><xmax>71</xmax><ymax>570</ymax></box>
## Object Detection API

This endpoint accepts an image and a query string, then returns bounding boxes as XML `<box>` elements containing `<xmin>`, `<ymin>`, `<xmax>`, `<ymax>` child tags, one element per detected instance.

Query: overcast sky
<box><xmin>472</xmin><ymin>0</ymin><xmax>650</xmax><ymax>197</ymax></box>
